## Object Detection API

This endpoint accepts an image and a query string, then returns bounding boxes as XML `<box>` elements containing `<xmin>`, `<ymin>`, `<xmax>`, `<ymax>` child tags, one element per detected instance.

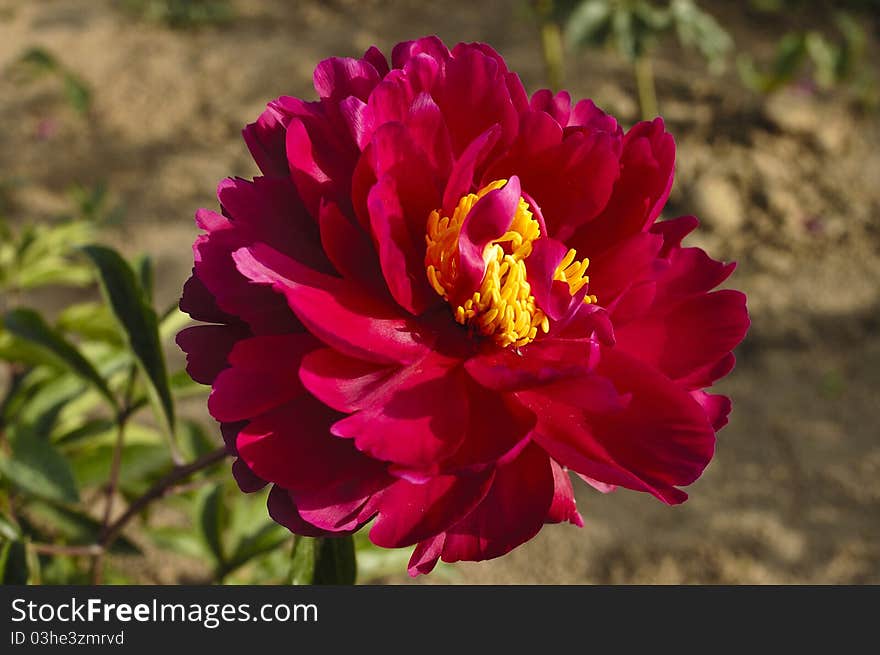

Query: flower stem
<box><xmin>540</xmin><ymin>20</ymin><xmax>565</xmax><ymax>90</ymax></box>
<box><xmin>634</xmin><ymin>55</ymin><xmax>659</xmax><ymax>120</ymax></box>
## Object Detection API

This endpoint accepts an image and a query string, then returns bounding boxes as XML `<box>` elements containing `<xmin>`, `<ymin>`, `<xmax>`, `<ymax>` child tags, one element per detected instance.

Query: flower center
<box><xmin>425</xmin><ymin>179</ymin><xmax>594</xmax><ymax>348</ymax></box>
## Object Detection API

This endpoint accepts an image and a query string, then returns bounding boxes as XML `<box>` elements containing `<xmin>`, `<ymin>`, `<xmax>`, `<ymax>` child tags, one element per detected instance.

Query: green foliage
<box><xmin>81</xmin><ymin>246</ymin><xmax>177</xmax><ymax>450</ymax></box>
<box><xmin>11</xmin><ymin>47</ymin><xmax>92</xmax><ymax>116</ymax></box>
<box><xmin>737</xmin><ymin>11</ymin><xmax>876</xmax><ymax>105</ymax></box>
<box><xmin>0</xmin><ymin>188</ymin><xmax>404</xmax><ymax>586</ymax></box>
<box><xmin>564</xmin><ymin>0</ymin><xmax>731</xmax><ymax>67</ymax></box>
<box><xmin>119</xmin><ymin>0</ymin><xmax>234</xmax><ymax>29</ymax></box>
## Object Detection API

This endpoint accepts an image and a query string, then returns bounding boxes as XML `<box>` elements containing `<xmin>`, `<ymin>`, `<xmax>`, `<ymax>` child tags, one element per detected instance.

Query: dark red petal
<box><xmin>179</xmin><ymin>272</ymin><xmax>236</xmax><ymax>324</ymax></box>
<box><xmin>439</xmin><ymin>442</ymin><xmax>555</xmax><ymax>563</ymax></box>
<box><xmin>217</xmin><ymin>176</ymin><xmax>331</xmax><ymax>273</ymax></box>
<box><xmin>242</xmin><ymin>107</ymin><xmax>289</xmax><ymax>178</ymax></box>
<box><xmin>176</xmin><ymin>323</ymin><xmax>247</xmax><ymax>385</ymax></box>
<box><xmin>330</xmin><ymin>354</ymin><xmax>469</xmax><ymax>471</ymax></box>
<box><xmin>232</xmin><ymin>458</ymin><xmax>268</xmax><ymax>494</ymax></box>
<box><xmin>192</xmin><ymin>210</ymin><xmax>300</xmax><ymax>335</ymax></box>
<box><xmin>233</xmin><ymin>243</ymin><xmax>430</xmax><ymax>364</ymax></box>
<box><xmin>268</xmin><ymin>485</ymin><xmax>346</xmax><ymax>537</ymax></box>
<box><xmin>369</xmin><ymin>471</ymin><xmax>494</xmax><ymax>548</ymax></box>
<box><xmin>208</xmin><ymin>334</ymin><xmax>317</xmax><ymax>423</ymax></box>
<box><xmin>237</xmin><ymin>396</ymin><xmax>389</xmax><ymax>507</ymax></box>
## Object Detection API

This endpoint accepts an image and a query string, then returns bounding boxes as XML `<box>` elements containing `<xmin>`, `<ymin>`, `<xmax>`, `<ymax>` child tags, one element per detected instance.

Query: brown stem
<box><xmin>99</xmin><ymin>447</ymin><xmax>228</xmax><ymax>550</ymax></box>
<box><xmin>31</xmin><ymin>542</ymin><xmax>103</xmax><ymax>557</ymax></box>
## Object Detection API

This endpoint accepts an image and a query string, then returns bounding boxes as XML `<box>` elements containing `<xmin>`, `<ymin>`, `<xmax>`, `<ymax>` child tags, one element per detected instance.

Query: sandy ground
<box><xmin>1</xmin><ymin>0</ymin><xmax>878</xmax><ymax>583</ymax></box>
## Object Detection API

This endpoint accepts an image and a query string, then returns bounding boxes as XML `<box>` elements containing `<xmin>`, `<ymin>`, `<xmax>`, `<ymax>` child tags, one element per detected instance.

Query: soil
<box><xmin>1</xmin><ymin>0</ymin><xmax>878</xmax><ymax>583</ymax></box>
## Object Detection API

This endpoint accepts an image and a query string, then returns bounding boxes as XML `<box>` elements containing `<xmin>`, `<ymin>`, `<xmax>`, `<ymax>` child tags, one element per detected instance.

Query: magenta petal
<box><xmin>317</xmin><ymin>199</ymin><xmax>386</xmax><ymax>296</ymax></box>
<box><xmin>367</xmin><ymin>174</ymin><xmax>436</xmax><ymax>315</ymax></box>
<box><xmin>233</xmin><ymin>243</ymin><xmax>430</xmax><ymax>364</ymax></box>
<box><xmin>546</xmin><ymin>461</ymin><xmax>583</xmax><ymax>527</ymax></box>
<box><xmin>407</xmin><ymin>534</ymin><xmax>445</xmax><ymax>576</ymax></box>
<box><xmin>454</xmin><ymin>176</ymin><xmax>521</xmax><ymax>303</ymax></box>
<box><xmin>525</xmin><ymin>237</ymin><xmax>573</xmax><ymax>320</ymax></box>
<box><xmin>208</xmin><ymin>334</ymin><xmax>317</xmax><ymax>423</ymax></box>
<box><xmin>439</xmin><ymin>442</ymin><xmax>554</xmax><ymax>563</ymax></box>
<box><xmin>369</xmin><ymin>471</ymin><xmax>494</xmax><ymax>548</ymax></box>
<box><xmin>330</xmin><ymin>355</ymin><xmax>469</xmax><ymax>471</ymax></box>
<box><xmin>530</xmin><ymin>89</ymin><xmax>572</xmax><ymax>126</ymax></box>
<box><xmin>442</xmin><ymin>125</ymin><xmax>502</xmax><ymax>216</ymax></box>
<box><xmin>391</xmin><ymin>36</ymin><xmax>451</xmax><ymax>69</ymax></box>
<box><xmin>526</xmin><ymin>348</ymin><xmax>716</xmax><ymax>505</ymax></box>
<box><xmin>651</xmin><ymin>214</ymin><xmax>699</xmax><ymax>256</ymax></box>
<box><xmin>614</xmin><ymin>290</ymin><xmax>749</xmax><ymax>384</ymax></box>
<box><xmin>313</xmin><ymin>56</ymin><xmax>380</xmax><ymax>103</ymax></box>
<box><xmin>299</xmin><ymin>348</ymin><xmax>397</xmax><ymax>413</ymax></box>
<box><xmin>691</xmin><ymin>391</ymin><xmax>733</xmax><ymax>431</ymax></box>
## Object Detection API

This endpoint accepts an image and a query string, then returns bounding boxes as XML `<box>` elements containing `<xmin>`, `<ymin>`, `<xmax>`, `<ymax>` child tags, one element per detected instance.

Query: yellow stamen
<box><xmin>425</xmin><ymin>180</ymin><xmax>595</xmax><ymax>348</ymax></box>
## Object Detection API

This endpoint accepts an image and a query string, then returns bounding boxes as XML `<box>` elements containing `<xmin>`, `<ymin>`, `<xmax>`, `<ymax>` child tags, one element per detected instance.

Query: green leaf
<box><xmin>565</xmin><ymin>0</ymin><xmax>612</xmax><ymax>47</ymax></box>
<box><xmin>0</xmin><ymin>539</ymin><xmax>28</xmax><ymax>584</ymax></box>
<box><xmin>80</xmin><ymin>245</ymin><xmax>175</xmax><ymax>440</ymax></box>
<box><xmin>198</xmin><ymin>484</ymin><xmax>227</xmax><ymax>566</ymax></box>
<box><xmin>69</xmin><ymin>440</ymin><xmax>171</xmax><ymax>493</ymax></box>
<box><xmin>0</xmin><ymin>512</ymin><xmax>21</xmax><ymax>541</ymax></box>
<box><xmin>0</xmin><ymin>427</ymin><xmax>80</xmax><ymax>503</ymax></box>
<box><xmin>3</xmin><ymin>308</ymin><xmax>117</xmax><ymax>411</ymax></box>
<box><xmin>148</xmin><ymin>526</ymin><xmax>209</xmax><ymax>560</ymax></box>
<box><xmin>135</xmin><ymin>254</ymin><xmax>154</xmax><ymax>305</ymax></box>
<box><xmin>20</xmin><ymin>501</ymin><xmax>140</xmax><ymax>555</ymax></box>
<box><xmin>225</xmin><ymin>522</ymin><xmax>289</xmax><ymax>575</ymax></box>
<box><xmin>56</xmin><ymin>302</ymin><xmax>123</xmax><ymax>346</ymax></box>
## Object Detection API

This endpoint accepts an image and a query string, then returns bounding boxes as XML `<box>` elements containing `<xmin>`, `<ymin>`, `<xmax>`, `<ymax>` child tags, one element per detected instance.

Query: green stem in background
<box><xmin>634</xmin><ymin>54</ymin><xmax>659</xmax><ymax>120</ymax></box>
<box><xmin>91</xmin><ymin>364</ymin><xmax>138</xmax><ymax>584</ymax></box>
<box><xmin>540</xmin><ymin>20</ymin><xmax>566</xmax><ymax>90</ymax></box>
<box><xmin>100</xmin><ymin>446</ymin><xmax>228</xmax><ymax>551</ymax></box>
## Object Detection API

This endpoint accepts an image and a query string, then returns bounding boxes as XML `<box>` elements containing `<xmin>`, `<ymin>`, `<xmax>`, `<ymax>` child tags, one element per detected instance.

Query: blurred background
<box><xmin>0</xmin><ymin>0</ymin><xmax>878</xmax><ymax>584</ymax></box>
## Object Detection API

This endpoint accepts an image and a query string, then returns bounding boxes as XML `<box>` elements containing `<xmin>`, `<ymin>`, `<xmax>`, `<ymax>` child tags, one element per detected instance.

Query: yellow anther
<box><xmin>425</xmin><ymin>180</ymin><xmax>595</xmax><ymax>348</ymax></box>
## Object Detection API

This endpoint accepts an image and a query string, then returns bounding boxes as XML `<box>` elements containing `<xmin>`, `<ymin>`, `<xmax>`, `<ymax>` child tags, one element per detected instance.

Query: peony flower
<box><xmin>177</xmin><ymin>36</ymin><xmax>749</xmax><ymax>576</ymax></box>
